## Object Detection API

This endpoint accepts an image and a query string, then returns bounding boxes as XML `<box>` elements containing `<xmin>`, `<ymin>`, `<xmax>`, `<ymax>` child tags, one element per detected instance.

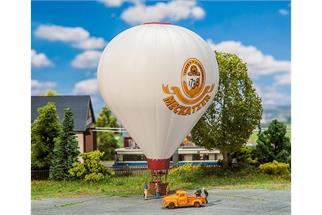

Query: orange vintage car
<box><xmin>162</xmin><ymin>190</ymin><xmax>206</xmax><ymax>209</ymax></box>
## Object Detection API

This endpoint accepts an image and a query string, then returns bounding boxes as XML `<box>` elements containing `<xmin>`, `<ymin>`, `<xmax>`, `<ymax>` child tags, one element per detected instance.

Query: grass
<box><xmin>32</xmin><ymin>170</ymin><xmax>290</xmax><ymax>200</ymax></box>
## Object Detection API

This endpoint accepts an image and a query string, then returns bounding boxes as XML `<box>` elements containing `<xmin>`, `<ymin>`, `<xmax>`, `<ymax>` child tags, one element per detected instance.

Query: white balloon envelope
<box><xmin>98</xmin><ymin>23</ymin><xmax>219</xmax><ymax>170</ymax></box>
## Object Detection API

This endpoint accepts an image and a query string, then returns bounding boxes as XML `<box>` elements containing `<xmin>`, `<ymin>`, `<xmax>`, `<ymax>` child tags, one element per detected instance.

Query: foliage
<box><xmin>259</xmin><ymin>160</ymin><xmax>290</xmax><ymax>175</ymax></box>
<box><xmin>42</xmin><ymin>90</ymin><xmax>59</xmax><ymax>96</ymax></box>
<box><xmin>169</xmin><ymin>164</ymin><xmax>204</xmax><ymax>182</ymax></box>
<box><xmin>192</xmin><ymin>52</ymin><xmax>262</xmax><ymax>167</ymax></box>
<box><xmin>49</xmin><ymin>108</ymin><xmax>80</xmax><ymax>180</ymax></box>
<box><xmin>96</xmin><ymin>106</ymin><xmax>120</xmax><ymax>160</ymax></box>
<box><xmin>69</xmin><ymin>150</ymin><xmax>111</xmax><ymax>182</ymax></box>
<box><xmin>256</xmin><ymin>119</ymin><xmax>291</xmax><ymax>164</ymax></box>
<box><xmin>98</xmin><ymin>133</ymin><xmax>118</xmax><ymax>160</ymax></box>
<box><xmin>84</xmin><ymin>173</ymin><xmax>105</xmax><ymax>182</ymax></box>
<box><xmin>31</xmin><ymin>102</ymin><xmax>61</xmax><ymax>169</ymax></box>
<box><xmin>231</xmin><ymin>146</ymin><xmax>257</xmax><ymax>166</ymax></box>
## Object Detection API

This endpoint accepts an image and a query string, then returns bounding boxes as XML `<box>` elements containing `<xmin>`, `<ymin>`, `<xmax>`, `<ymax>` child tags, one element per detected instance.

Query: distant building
<box><xmin>31</xmin><ymin>96</ymin><xmax>97</xmax><ymax>153</ymax></box>
<box><xmin>114</xmin><ymin>133</ymin><xmax>223</xmax><ymax>167</ymax></box>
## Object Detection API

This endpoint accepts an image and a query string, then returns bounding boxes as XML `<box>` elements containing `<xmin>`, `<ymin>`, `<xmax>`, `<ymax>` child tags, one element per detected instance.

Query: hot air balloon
<box><xmin>97</xmin><ymin>22</ymin><xmax>219</xmax><ymax>177</ymax></box>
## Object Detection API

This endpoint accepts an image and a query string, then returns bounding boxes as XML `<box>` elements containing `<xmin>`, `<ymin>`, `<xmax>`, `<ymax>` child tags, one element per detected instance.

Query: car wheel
<box><xmin>168</xmin><ymin>203</ymin><xmax>175</xmax><ymax>209</ymax></box>
<box><xmin>194</xmin><ymin>202</ymin><xmax>200</xmax><ymax>207</ymax></box>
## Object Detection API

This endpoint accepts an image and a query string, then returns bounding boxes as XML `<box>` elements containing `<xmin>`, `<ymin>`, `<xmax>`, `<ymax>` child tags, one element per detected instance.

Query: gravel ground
<box><xmin>31</xmin><ymin>189</ymin><xmax>290</xmax><ymax>215</ymax></box>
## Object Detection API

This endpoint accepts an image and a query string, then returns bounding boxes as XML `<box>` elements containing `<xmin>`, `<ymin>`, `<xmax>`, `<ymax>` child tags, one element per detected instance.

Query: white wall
<box><xmin>76</xmin><ymin>133</ymin><xmax>84</xmax><ymax>162</ymax></box>
<box><xmin>184</xmin><ymin>154</ymin><xmax>193</xmax><ymax>161</ymax></box>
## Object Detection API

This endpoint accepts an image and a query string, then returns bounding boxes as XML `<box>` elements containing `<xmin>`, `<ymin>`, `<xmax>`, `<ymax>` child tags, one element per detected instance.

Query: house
<box><xmin>114</xmin><ymin>133</ymin><xmax>223</xmax><ymax>167</ymax></box>
<box><xmin>31</xmin><ymin>95</ymin><xmax>97</xmax><ymax>153</ymax></box>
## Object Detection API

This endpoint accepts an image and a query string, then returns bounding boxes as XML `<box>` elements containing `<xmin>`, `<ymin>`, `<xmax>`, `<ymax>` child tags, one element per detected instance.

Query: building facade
<box><xmin>114</xmin><ymin>134</ymin><xmax>223</xmax><ymax>167</ymax></box>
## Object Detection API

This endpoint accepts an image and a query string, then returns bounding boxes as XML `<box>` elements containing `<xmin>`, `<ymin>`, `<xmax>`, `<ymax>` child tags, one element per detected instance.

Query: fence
<box><xmin>31</xmin><ymin>169</ymin><xmax>49</xmax><ymax>180</ymax></box>
<box><xmin>31</xmin><ymin>164</ymin><xmax>223</xmax><ymax>180</ymax></box>
<box><xmin>110</xmin><ymin>164</ymin><xmax>222</xmax><ymax>177</ymax></box>
<box><xmin>111</xmin><ymin>166</ymin><xmax>151</xmax><ymax>177</ymax></box>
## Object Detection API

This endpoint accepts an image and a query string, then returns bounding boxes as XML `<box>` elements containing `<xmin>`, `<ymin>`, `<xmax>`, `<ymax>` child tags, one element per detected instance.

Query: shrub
<box><xmin>84</xmin><ymin>173</ymin><xmax>105</xmax><ymax>182</ymax></box>
<box><xmin>259</xmin><ymin>160</ymin><xmax>289</xmax><ymax>175</ymax></box>
<box><xmin>69</xmin><ymin>150</ymin><xmax>111</xmax><ymax>182</ymax></box>
<box><xmin>169</xmin><ymin>164</ymin><xmax>204</xmax><ymax>182</ymax></box>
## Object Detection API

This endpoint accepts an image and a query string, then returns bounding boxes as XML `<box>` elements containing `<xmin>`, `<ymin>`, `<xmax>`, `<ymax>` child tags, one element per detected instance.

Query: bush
<box><xmin>69</xmin><ymin>150</ymin><xmax>111</xmax><ymax>182</ymax></box>
<box><xmin>84</xmin><ymin>173</ymin><xmax>105</xmax><ymax>182</ymax></box>
<box><xmin>259</xmin><ymin>160</ymin><xmax>289</xmax><ymax>175</ymax></box>
<box><xmin>169</xmin><ymin>164</ymin><xmax>204</xmax><ymax>182</ymax></box>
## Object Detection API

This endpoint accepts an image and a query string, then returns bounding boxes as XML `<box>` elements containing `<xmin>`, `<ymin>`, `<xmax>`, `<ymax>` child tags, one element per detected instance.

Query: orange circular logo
<box><xmin>161</xmin><ymin>57</ymin><xmax>214</xmax><ymax>116</ymax></box>
<box><xmin>181</xmin><ymin>58</ymin><xmax>205</xmax><ymax>98</ymax></box>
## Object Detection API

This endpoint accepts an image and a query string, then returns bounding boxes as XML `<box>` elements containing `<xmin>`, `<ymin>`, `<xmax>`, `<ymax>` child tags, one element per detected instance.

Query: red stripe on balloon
<box><xmin>147</xmin><ymin>158</ymin><xmax>170</xmax><ymax>170</ymax></box>
<box><xmin>144</xmin><ymin>22</ymin><xmax>171</xmax><ymax>25</ymax></box>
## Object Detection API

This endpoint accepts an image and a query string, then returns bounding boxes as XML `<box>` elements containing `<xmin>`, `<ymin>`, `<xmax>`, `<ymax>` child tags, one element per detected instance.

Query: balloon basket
<box><xmin>147</xmin><ymin>181</ymin><xmax>168</xmax><ymax>197</ymax></box>
<box><xmin>147</xmin><ymin>170</ymin><xmax>169</xmax><ymax>197</ymax></box>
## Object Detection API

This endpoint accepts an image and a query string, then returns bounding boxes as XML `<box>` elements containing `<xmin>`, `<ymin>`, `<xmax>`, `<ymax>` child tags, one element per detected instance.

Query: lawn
<box><xmin>32</xmin><ymin>171</ymin><xmax>290</xmax><ymax>200</ymax></box>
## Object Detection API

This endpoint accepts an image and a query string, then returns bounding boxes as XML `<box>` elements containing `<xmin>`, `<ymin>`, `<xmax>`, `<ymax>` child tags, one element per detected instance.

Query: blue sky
<box><xmin>31</xmin><ymin>0</ymin><xmax>291</xmax><ymax>121</ymax></box>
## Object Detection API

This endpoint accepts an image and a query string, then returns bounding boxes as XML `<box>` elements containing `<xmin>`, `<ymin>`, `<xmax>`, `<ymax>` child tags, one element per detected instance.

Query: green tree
<box><xmin>31</xmin><ymin>102</ymin><xmax>61</xmax><ymax>169</ymax></box>
<box><xmin>49</xmin><ymin>108</ymin><xmax>80</xmax><ymax>180</ymax></box>
<box><xmin>192</xmin><ymin>52</ymin><xmax>262</xmax><ymax>168</ymax></box>
<box><xmin>256</xmin><ymin>119</ymin><xmax>291</xmax><ymax>164</ymax></box>
<box><xmin>96</xmin><ymin>106</ymin><xmax>120</xmax><ymax>160</ymax></box>
<box><xmin>42</xmin><ymin>90</ymin><xmax>59</xmax><ymax>96</ymax></box>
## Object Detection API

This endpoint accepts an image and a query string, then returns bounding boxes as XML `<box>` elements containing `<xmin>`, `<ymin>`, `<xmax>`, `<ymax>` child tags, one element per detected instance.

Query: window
<box><xmin>123</xmin><ymin>154</ymin><xmax>146</xmax><ymax>161</ymax></box>
<box><xmin>201</xmin><ymin>154</ymin><xmax>209</xmax><ymax>160</ymax></box>
<box><xmin>116</xmin><ymin>154</ymin><xmax>123</xmax><ymax>161</ymax></box>
<box><xmin>86</xmin><ymin>109</ymin><xmax>93</xmax><ymax>126</ymax></box>
<box><xmin>192</xmin><ymin>154</ymin><xmax>200</xmax><ymax>160</ymax></box>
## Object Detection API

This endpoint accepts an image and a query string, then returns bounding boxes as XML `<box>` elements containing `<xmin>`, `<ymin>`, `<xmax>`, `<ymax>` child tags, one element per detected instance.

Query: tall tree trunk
<box><xmin>222</xmin><ymin>151</ymin><xmax>230</xmax><ymax>168</ymax></box>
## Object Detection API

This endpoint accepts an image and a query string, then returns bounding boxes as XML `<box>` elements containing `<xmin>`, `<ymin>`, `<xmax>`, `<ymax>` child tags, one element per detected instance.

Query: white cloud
<box><xmin>121</xmin><ymin>0</ymin><xmax>205</xmax><ymax>25</ymax></box>
<box><xmin>259</xmin><ymin>86</ymin><xmax>290</xmax><ymax>107</ymax></box>
<box><xmin>35</xmin><ymin>25</ymin><xmax>88</xmax><ymax>42</ymax></box>
<box><xmin>34</xmin><ymin>24</ymin><xmax>106</xmax><ymax>50</ymax></box>
<box><xmin>74</xmin><ymin>37</ymin><xmax>106</xmax><ymax>50</ymax></box>
<box><xmin>191</xmin><ymin>6</ymin><xmax>205</xmax><ymax>19</ymax></box>
<box><xmin>208</xmin><ymin>40</ymin><xmax>291</xmax><ymax>76</ymax></box>
<box><xmin>100</xmin><ymin>0</ymin><xmax>124</xmax><ymax>7</ymax></box>
<box><xmin>278</xmin><ymin>9</ymin><xmax>289</xmax><ymax>16</ymax></box>
<box><xmin>73</xmin><ymin>78</ymin><xmax>98</xmax><ymax>95</ymax></box>
<box><xmin>31</xmin><ymin>49</ymin><xmax>53</xmax><ymax>68</ymax></box>
<box><xmin>31</xmin><ymin>80</ymin><xmax>56</xmax><ymax>95</ymax></box>
<box><xmin>275</xmin><ymin>73</ymin><xmax>291</xmax><ymax>85</ymax></box>
<box><xmin>71</xmin><ymin>50</ymin><xmax>102</xmax><ymax>69</ymax></box>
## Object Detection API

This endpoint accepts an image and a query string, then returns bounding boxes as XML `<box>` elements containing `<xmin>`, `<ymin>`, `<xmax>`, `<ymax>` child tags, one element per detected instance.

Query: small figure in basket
<box><xmin>155</xmin><ymin>182</ymin><xmax>160</xmax><ymax>199</ymax></box>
